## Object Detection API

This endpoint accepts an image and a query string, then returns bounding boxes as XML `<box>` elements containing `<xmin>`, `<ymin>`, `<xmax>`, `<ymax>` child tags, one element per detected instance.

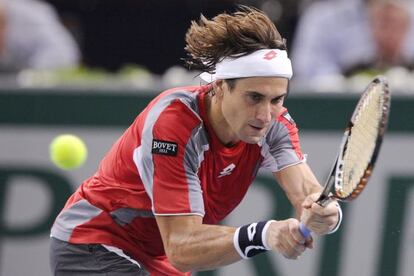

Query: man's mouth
<box><xmin>249</xmin><ymin>124</ymin><xmax>264</xmax><ymax>131</ymax></box>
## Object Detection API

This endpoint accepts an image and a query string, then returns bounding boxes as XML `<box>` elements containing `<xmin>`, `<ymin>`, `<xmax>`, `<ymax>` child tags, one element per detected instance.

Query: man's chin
<box><xmin>241</xmin><ymin>135</ymin><xmax>263</xmax><ymax>144</ymax></box>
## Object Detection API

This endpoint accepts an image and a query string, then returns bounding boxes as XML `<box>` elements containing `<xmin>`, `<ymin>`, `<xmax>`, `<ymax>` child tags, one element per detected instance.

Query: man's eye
<box><xmin>250</xmin><ymin>95</ymin><xmax>261</xmax><ymax>102</ymax></box>
<box><xmin>271</xmin><ymin>97</ymin><xmax>283</xmax><ymax>105</ymax></box>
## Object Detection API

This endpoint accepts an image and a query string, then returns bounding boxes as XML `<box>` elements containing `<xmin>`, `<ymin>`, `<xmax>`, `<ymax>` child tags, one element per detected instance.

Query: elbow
<box><xmin>169</xmin><ymin>260</ymin><xmax>191</xmax><ymax>273</ymax></box>
<box><xmin>165</xmin><ymin>246</ymin><xmax>192</xmax><ymax>272</ymax></box>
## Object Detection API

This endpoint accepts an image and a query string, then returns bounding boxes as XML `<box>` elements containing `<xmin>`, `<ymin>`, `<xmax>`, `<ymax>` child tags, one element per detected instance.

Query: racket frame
<box><xmin>316</xmin><ymin>76</ymin><xmax>391</xmax><ymax>207</ymax></box>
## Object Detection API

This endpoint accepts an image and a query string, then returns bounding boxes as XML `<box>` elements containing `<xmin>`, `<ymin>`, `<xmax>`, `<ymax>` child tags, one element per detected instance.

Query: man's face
<box><xmin>370</xmin><ymin>1</ymin><xmax>410</xmax><ymax>62</ymax></box>
<box><xmin>216</xmin><ymin>77</ymin><xmax>288</xmax><ymax>144</ymax></box>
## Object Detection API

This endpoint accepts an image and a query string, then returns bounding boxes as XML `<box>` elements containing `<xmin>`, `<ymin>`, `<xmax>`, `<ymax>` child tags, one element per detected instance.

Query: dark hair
<box><xmin>184</xmin><ymin>6</ymin><xmax>287</xmax><ymax>75</ymax></box>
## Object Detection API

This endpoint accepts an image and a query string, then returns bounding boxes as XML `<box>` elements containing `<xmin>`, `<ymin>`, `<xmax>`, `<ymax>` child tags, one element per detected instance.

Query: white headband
<box><xmin>199</xmin><ymin>49</ymin><xmax>293</xmax><ymax>82</ymax></box>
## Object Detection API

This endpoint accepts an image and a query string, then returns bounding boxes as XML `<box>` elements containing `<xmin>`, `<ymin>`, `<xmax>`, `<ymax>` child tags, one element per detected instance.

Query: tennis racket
<box><xmin>299</xmin><ymin>76</ymin><xmax>391</xmax><ymax>238</ymax></box>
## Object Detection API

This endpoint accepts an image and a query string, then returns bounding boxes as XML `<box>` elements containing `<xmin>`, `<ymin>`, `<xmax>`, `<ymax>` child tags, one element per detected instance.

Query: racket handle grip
<box><xmin>299</xmin><ymin>222</ymin><xmax>312</xmax><ymax>238</ymax></box>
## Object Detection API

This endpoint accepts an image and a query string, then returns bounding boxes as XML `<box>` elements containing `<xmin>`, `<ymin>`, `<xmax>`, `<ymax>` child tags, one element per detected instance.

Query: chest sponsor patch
<box><xmin>151</xmin><ymin>139</ymin><xmax>178</xmax><ymax>156</ymax></box>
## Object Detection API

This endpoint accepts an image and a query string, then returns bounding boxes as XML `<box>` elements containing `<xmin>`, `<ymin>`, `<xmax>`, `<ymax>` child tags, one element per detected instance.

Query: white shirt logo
<box><xmin>247</xmin><ymin>223</ymin><xmax>257</xmax><ymax>241</ymax></box>
<box><xmin>218</xmin><ymin>163</ymin><xmax>236</xmax><ymax>178</ymax></box>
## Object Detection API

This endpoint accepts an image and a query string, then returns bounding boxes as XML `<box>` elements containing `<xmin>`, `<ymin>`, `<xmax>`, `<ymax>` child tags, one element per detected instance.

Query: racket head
<box><xmin>327</xmin><ymin>76</ymin><xmax>391</xmax><ymax>202</ymax></box>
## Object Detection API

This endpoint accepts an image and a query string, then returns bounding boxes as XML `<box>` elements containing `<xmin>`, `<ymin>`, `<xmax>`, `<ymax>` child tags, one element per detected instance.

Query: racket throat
<box><xmin>318</xmin><ymin>195</ymin><xmax>333</xmax><ymax>207</ymax></box>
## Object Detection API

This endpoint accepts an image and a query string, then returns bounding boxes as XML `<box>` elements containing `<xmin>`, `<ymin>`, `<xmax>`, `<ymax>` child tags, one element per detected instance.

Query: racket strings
<box><xmin>339</xmin><ymin>85</ymin><xmax>384</xmax><ymax>196</ymax></box>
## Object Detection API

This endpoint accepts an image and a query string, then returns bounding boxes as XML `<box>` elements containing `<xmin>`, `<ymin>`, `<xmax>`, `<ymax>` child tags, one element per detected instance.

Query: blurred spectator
<box><xmin>291</xmin><ymin>0</ymin><xmax>414</xmax><ymax>83</ymax></box>
<box><xmin>0</xmin><ymin>0</ymin><xmax>80</xmax><ymax>73</ymax></box>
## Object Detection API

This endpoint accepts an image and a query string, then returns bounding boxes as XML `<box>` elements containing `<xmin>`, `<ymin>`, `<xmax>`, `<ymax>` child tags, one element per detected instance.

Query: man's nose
<box><xmin>256</xmin><ymin>103</ymin><xmax>276</xmax><ymax>124</ymax></box>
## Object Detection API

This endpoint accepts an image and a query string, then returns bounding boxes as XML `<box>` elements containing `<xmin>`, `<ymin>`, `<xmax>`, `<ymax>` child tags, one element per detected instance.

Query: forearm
<box><xmin>157</xmin><ymin>217</ymin><xmax>241</xmax><ymax>272</ymax></box>
<box><xmin>274</xmin><ymin>163</ymin><xmax>322</xmax><ymax>216</ymax></box>
<box><xmin>171</xmin><ymin>224</ymin><xmax>240</xmax><ymax>271</ymax></box>
<box><xmin>157</xmin><ymin>215</ymin><xmax>313</xmax><ymax>272</ymax></box>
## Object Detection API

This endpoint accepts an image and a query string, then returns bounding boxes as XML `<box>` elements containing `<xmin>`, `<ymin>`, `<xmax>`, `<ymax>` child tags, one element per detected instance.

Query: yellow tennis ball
<box><xmin>49</xmin><ymin>134</ymin><xmax>88</xmax><ymax>170</ymax></box>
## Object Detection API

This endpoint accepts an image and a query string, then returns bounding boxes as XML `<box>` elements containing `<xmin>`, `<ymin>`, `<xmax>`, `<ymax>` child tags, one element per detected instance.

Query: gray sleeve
<box><xmin>133</xmin><ymin>92</ymin><xmax>207</xmax><ymax>216</ymax></box>
<box><xmin>260</xmin><ymin>112</ymin><xmax>305</xmax><ymax>172</ymax></box>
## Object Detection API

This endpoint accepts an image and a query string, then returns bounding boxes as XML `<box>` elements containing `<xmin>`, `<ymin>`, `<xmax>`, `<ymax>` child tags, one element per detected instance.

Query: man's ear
<box><xmin>213</xmin><ymin>80</ymin><xmax>225</xmax><ymax>99</ymax></box>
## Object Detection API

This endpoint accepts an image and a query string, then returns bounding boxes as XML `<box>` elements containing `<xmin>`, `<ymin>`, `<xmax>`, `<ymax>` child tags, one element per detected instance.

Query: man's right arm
<box><xmin>155</xmin><ymin>215</ymin><xmax>307</xmax><ymax>272</ymax></box>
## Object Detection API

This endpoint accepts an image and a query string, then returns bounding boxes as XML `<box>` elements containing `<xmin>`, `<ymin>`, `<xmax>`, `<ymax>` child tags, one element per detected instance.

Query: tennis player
<box><xmin>49</xmin><ymin>6</ymin><xmax>342</xmax><ymax>275</ymax></box>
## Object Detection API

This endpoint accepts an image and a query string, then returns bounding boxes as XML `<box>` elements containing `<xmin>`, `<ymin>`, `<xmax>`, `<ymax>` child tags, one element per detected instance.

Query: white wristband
<box><xmin>233</xmin><ymin>220</ymin><xmax>273</xmax><ymax>259</ymax></box>
<box><xmin>328</xmin><ymin>203</ymin><xmax>343</xmax><ymax>234</ymax></box>
<box><xmin>261</xmin><ymin>220</ymin><xmax>276</xmax><ymax>250</ymax></box>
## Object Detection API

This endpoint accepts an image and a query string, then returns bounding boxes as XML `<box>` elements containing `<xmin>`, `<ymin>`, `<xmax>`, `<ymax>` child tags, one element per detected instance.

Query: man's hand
<box><xmin>300</xmin><ymin>193</ymin><xmax>340</xmax><ymax>235</ymax></box>
<box><xmin>265</xmin><ymin>219</ymin><xmax>312</xmax><ymax>259</ymax></box>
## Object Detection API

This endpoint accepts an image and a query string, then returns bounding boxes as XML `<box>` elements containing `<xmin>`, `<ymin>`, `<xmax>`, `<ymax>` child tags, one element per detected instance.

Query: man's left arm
<box><xmin>273</xmin><ymin>162</ymin><xmax>342</xmax><ymax>236</ymax></box>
